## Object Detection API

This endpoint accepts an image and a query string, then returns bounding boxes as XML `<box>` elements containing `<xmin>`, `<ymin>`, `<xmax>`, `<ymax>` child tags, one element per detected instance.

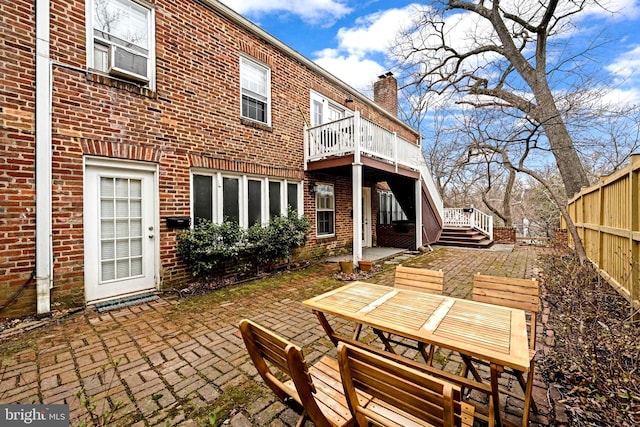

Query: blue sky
<box><xmin>219</xmin><ymin>0</ymin><xmax>640</xmax><ymax>105</ymax></box>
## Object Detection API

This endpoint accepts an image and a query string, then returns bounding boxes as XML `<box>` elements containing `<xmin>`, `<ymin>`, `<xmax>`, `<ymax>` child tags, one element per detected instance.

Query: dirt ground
<box><xmin>538</xmin><ymin>253</ymin><xmax>639</xmax><ymax>426</ymax></box>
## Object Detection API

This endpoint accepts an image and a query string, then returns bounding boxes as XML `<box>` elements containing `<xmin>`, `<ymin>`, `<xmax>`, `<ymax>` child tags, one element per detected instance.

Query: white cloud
<box><xmin>313</xmin><ymin>49</ymin><xmax>386</xmax><ymax>92</ymax></box>
<box><xmin>219</xmin><ymin>0</ymin><xmax>352</xmax><ymax>25</ymax></box>
<box><xmin>311</xmin><ymin>4</ymin><xmax>422</xmax><ymax>91</ymax></box>
<box><xmin>606</xmin><ymin>45</ymin><xmax>640</xmax><ymax>82</ymax></box>
<box><xmin>601</xmin><ymin>87</ymin><xmax>640</xmax><ymax>105</ymax></box>
<box><xmin>582</xmin><ymin>0</ymin><xmax>640</xmax><ymax>20</ymax></box>
<box><xmin>604</xmin><ymin>44</ymin><xmax>640</xmax><ymax>105</ymax></box>
<box><xmin>334</xmin><ymin>6</ymin><xmax>420</xmax><ymax>56</ymax></box>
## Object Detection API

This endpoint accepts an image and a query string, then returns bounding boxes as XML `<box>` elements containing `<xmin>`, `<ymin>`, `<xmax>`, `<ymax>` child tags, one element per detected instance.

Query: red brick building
<box><xmin>0</xmin><ymin>0</ymin><xmax>443</xmax><ymax>317</ymax></box>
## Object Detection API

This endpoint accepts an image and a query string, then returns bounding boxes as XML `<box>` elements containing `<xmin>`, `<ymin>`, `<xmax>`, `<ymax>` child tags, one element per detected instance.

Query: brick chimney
<box><xmin>373</xmin><ymin>72</ymin><xmax>398</xmax><ymax>116</ymax></box>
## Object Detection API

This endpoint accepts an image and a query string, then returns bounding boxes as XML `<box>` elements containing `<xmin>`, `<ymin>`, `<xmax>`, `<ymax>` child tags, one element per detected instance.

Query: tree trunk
<box><xmin>534</xmin><ymin>86</ymin><xmax>590</xmax><ymax>198</ymax></box>
<box><xmin>557</xmin><ymin>203</ymin><xmax>588</xmax><ymax>264</ymax></box>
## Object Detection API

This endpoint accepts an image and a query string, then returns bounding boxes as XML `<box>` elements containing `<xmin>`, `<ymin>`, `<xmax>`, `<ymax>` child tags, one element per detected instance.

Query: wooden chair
<box><xmin>462</xmin><ymin>273</ymin><xmax>540</xmax><ymax>426</ymax></box>
<box><xmin>239</xmin><ymin>319</ymin><xmax>369</xmax><ymax>427</ymax></box>
<box><xmin>394</xmin><ymin>265</ymin><xmax>445</xmax><ymax>293</ymax></box>
<box><xmin>337</xmin><ymin>341</ymin><xmax>475</xmax><ymax>427</ymax></box>
<box><xmin>373</xmin><ymin>266</ymin><xmax>444</xmax><ymax>363</ymax></box>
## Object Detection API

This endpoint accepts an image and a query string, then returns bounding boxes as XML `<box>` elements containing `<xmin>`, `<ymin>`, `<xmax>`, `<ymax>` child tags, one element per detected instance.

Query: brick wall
<box><xmin>1</xmin><ymin>0</ymin><xmax>419</xmax><ymax>316</ymax></box>
<box><xmin>553</xmin><ymin>228</ymin><xmax>568</xmax><ymax>249</ymax></box>
<box><xmin>0</xmin><ymin>0</ymin><xmax>37</xmax><ymax>317</ymax></box>
<box><xmin>376</xmin><ymin>223</ymin><xmax>416</xmax><ymax>250</ymax></box>
<box><xmin>373</xmin><ymin>74</ymin><xmax>398</xmax><ymax>116</ymax></box>
<box><xmin>493</xmin><ymin>227</ymin><xmax>516</xmax><ymax>244</ymax></box>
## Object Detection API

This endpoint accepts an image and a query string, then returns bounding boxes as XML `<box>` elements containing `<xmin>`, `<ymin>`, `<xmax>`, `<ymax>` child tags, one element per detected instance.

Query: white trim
<box><xmin>240</xmin><ymin>174</ymin><xmax>248</xmax><ymax>225</ymax></box>
<box><xmin>315</xmin><ymin>182</ymin><xmax>335</xmax><ymax>238</ymax></box>
<box><xmin>85</xmin><ymin>156</ymin><xmax>158</xmax><ymax>171</ymax></box>
<box><xmin>240</xmin><ymin>55</ymin><xmax>271</xmax><ymax>126</ymax></box>
<box><xmin>309</xmin><ymin>90</ymin><xmax>351</xmax><ymax>126</ymax></box>
<box><xmin>35</xmin><ymin>0</ymin><xmax>52</xmax><ymax>315</ymax></box>
<box><xmin>415</xmin><ymin>179</ymin><xmax>423</xmax><ymax>249</ymax></box>
<box><xmin>86</xmin><ymin>0</ymin><xmax>156</xmax><ymax>90</ymax></box>
<box><xmin>190</xmin><ymin>170</ymin><xmax>303</xmax><ymax>227</ymax></box>
<box><xmin>83</xmin><ymin>159</ymin><xmax>160</xmax><ymax>303</ymax></box>
<box><xmin>352</xmin><ymin>165</ymin><xmax>363</xmax><ymax>262</ymax></box>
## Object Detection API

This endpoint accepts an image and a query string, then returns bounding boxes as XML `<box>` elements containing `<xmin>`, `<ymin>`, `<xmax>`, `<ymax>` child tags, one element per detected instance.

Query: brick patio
<box><xmin>0</xmin><ymin>245</ymin><xmax>564</xmax><ymax>426</ymax></box>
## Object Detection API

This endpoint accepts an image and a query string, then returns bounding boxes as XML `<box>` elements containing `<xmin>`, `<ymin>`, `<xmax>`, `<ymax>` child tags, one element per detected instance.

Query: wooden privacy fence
<box><xmin>564</xmin><ymin>154</ymin><xmax>640</xmax><ymax>313</ymax></box>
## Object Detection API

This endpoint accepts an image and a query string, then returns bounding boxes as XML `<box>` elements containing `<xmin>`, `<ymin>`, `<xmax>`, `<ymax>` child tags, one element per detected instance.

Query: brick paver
<box><xmin>0</xmin><ymin>245</ymin><xmax>559</xmax><ymax>426</ymax></box>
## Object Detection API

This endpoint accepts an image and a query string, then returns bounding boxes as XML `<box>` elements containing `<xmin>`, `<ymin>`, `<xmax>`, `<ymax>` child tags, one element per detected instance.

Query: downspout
<box><xmin>35</xmin><ymin>0</ymin><xmax>52</xmax><ymax>315</ymax></box>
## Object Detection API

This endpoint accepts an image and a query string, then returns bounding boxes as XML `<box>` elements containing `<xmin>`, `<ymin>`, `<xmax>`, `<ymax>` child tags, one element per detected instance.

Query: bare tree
<box><xmin>399</xmin><ymin>84</ymin><xmax>477</xmax><ymax>204</ymax></box>
<box><xmin>520</xmin><ymin>174</ymin><xmax>562</xmax><ymax>238</ymax></box>
<box><xmin>393</xmin><ymin>0</ymin><xmax>597</xmax><ymax>197</ymax></box>
<box><xmin>569</xmin><ymin>101</ymin><xmax>640</xmax><ymax>178</ymax></box>
<box><xmin>467</xmin><ymin>118</ymin><xmax>589</xmax><ymax>262</ymax></box>
<box><xmin>457</xmin><ymin>107</ymin><xmax>533</xmax><ymax>227</ymax></box>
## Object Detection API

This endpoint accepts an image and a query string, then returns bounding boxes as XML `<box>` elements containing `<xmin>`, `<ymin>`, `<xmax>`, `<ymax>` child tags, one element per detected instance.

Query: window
<box><xmin>241</xmin><ymin>57</ymin><xmax>270</xmax><ymax>124</ymax></box>
<box><xmin>316</xmin><ymin>184</ymin><xmax>335</xmax><ymax>237</ymax></box>
<box><xmin>287</xmin><ymin>183</ymin><xmax>299</xmax><ymax>213</ymax></box>
<box><xmin>223</xmin><ymin>177</ymin><xmax>240</xmax><ymax>224</ymax></box>
<box><xmin>248</xmin><ymin>179</ymin><xmax>262</xmax><ymax>226</ymax></box>
<box><xmin>269</xmin><ymin>181</ymin><xmax>281</xmax><ymax>219</ymax></box>
<box><xmin>192</xmin><ymin>173</ymin><xmax>300</xmax><ymax>227</ymax></box>
<box><xmin>310</xmin><ymin>91</ymin><xmax>348</xmax><ymax>126</ymax></box>
<box><xmin>328</xmin><ymin>105</ymin><xmax>344</xmax><ymax>122</ymax></box>
<box><xmin>88</xmin><ymin>0</ymin><xmax>155</xmax><ymax>87</ymax></box>
<box><xmin>378</xmin><ymin>191</ymin><xmax>407</xmax><ymax>224</ymax></box>
<box><xmin>312</xmin><ymin>100</ymin><xmax>324</xmax><ymax>126</ymax></box>
<box><xmin>193</xmin><ymin>175</ymin><xmax>213</xmax><ymax>224</ymax></box>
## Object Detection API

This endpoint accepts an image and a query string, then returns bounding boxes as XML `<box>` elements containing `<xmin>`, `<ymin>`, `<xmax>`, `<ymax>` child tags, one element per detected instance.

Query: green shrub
<box><xmin>176</xmin><ymin>209</ymin><xmax>310</xmax><ymax>279</ymax></box>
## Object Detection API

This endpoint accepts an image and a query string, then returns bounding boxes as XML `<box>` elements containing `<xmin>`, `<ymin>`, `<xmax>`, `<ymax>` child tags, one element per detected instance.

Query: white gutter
<box><xmin>35</xmin><ymin>0</ymin><xmax>52</xmax><ymax>315</ymax></box>
<box><xmin>204</xmin><ymin>0</ymin><xmax>418</xmax><ymax>138</ymax></box>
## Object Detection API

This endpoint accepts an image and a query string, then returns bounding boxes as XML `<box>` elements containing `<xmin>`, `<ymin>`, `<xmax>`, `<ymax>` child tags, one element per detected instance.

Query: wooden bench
<box><xmin>338</xmin><ymin>341</ymin><xmax>475</xmax><ymax>427</ymax></box>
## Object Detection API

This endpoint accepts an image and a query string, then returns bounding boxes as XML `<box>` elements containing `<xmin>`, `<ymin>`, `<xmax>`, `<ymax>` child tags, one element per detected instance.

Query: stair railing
<box><xmin>443</xmin><ymin>208</ymin><xmax>493</xmax><ymax>240</ymax></box>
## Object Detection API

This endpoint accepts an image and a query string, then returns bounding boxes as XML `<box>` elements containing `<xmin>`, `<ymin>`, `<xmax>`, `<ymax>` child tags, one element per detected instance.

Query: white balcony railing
<box><xmin>304</xmin><ymin>111</ymin><xmax>444</xmax><ymax>219</ymax></box>
<box><xmin>443</xmin><ymin>208</ymin><xmax>493</xmax><ymax>240</ymax></box>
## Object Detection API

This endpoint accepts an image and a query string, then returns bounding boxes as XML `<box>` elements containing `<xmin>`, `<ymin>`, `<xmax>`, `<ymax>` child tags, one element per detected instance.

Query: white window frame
<box><xmin>240</xmin><ymin>56</ymin><xmax>271</xmax><ymax>125</ymax></box>
<box><xmin>310</xmin><ymin>91</ymin><xmax>350</xmax><ymax>126</ymax></box>
<box><xmin>86</xmin><ymin>0</ymin><xmax>156</xmax><ymax>89</ymax></box>
<box><xmin>315</xmin><ymin>183</ymin><xmax>335</xmax><ymax>237</ymax></box>
<box><xmin>191</xmin><ymin>171</ymin><xmax>302</xmax><ymax>228</ymax></box>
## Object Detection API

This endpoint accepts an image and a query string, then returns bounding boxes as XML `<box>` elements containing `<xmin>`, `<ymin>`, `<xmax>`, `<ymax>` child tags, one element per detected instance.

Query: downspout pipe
<box><xmin>35</xmin><ymin>0</ymin><xmax>52</xmax><ymax>315</ymax></box>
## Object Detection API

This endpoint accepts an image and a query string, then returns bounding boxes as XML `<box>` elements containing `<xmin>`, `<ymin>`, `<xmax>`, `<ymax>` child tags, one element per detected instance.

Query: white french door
<box><xmin>84</xmin><ymin>161</ymin><xmax>158</xmax><ymax>302</ymax></box>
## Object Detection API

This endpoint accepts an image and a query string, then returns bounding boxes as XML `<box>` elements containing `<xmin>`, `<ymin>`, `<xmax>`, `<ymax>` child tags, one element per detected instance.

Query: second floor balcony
<box><xmin>304</xmin><ymin>111</ymin><xmax>444</xmax><ymax>218</ymax></box>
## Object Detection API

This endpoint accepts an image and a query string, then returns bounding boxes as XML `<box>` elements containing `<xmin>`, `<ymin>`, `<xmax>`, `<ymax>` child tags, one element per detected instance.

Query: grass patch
<box><xmin>188</xmin><ymin>381</ymin><xmax>265</xmax><ymax>426</ymax></box>
<box><xmin>171</xmin><ymin>264</ymin><xmax>341</xmax><ymax>312</ymax></box>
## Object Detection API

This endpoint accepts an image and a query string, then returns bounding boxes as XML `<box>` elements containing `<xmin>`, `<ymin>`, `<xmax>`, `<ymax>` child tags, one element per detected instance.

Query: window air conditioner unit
<box><xmin>109</xmin><ymin>45</ymin><xmax>149</xmax><ymax>83</ymax></box>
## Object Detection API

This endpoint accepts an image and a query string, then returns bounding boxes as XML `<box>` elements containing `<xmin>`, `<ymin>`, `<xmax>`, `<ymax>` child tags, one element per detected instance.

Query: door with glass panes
<box><xmin>84</xmin><ymin>163</ymin><xmax>157</xmax><ymax>302</ymax></box>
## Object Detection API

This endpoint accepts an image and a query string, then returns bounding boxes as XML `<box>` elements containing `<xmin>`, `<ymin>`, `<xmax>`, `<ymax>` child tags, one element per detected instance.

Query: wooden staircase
<box><xmin>437</xmin><ymin>226</ymin><xmax>493</xmax><ymax>249</ymax></box>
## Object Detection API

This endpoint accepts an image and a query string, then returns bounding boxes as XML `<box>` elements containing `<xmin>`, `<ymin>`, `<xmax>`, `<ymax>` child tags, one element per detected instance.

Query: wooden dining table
<box><xmin>302</xmin><ymin>281</ymin><xmax>531</xmax><ymax>427</ymax></box>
